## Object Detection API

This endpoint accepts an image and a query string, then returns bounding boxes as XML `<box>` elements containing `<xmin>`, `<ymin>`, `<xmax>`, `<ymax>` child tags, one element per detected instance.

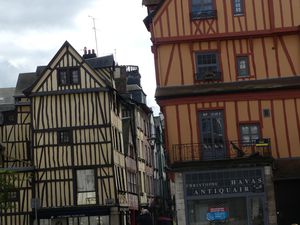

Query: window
<box><xmin>58</xmin><ymin>67</ymin><xmax>80</xmax><ymax>85</ymax></box>
<box><xmin>240</xmin><ymin>124</ymin><xmax>260</xmax><ymax>144</ymax></box>
<box><xmin>263</xmin><ymin>109</ymin><xmax>270</xmax><ymax>117</ymax></box>
<box><xmin>58</xmin><ymin>130</ymin><xmax>72</xmax><ymax>145</ymax></box>
<box><xmin>3</xmin><ymin>189</ymin><xmax>19</xmax><ymax>202</ymax></box>
<box><xmin>200</xmin><ymin>110</ymin><xmax>226</xmax><ymax>160</ymax></box>
<box><xmin>195</xmin><ymin>52</ymin><xmax>220</xmax><ymax>81</ymax></box>
<box><xmin>237</xmin><ymin>56</ymin><xmax>249</xmax><ymax>77</ymax></box>
<box><xmin>3</xmin><ymin>111</ymin><xmax>17</xmax><ymax>125</ymax></box>
<box><xmin>127</xmin><ymin>171</ymin><xmax>137</xmax><ymax>193</ymax></box>
<box><xmin>76</xmin><ymin>169</ymin><xmax>96</xmax><ymax>205</ymax></box>
<box><xmin>233</xmin><ymin>0</ymin><xmax>244</xmax><ymax>15</ymax></box>
<box><xmin>191</xmin><ymin>0</ymin><xmax>216</xmax><ymax>19</ymax></box>
<box><xmin>129</xmin><ymin>144</ymin><xmax>135</xmax><ymax>158</ymax></box>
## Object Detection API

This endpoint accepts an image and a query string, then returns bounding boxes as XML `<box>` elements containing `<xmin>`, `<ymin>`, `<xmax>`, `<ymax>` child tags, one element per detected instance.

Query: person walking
<box><xmin>137</xmin><ymin>208</ymin><xmax>153</xmax><ymax>225</ymax></box>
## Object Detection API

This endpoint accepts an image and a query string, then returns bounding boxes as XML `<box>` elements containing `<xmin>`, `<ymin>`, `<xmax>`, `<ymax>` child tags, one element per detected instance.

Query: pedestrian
<box><xmin>137</xmin><ymin>208</ymin><xmax>153</xmax><ymax>225</ymax></box>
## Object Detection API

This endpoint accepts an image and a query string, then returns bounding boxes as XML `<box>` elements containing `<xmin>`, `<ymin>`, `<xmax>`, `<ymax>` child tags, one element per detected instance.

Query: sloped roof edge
<box><xmin>143</xmin><ymin>0</ymin><xmax>166</xmax><ymax>30</ymax></box>
<box><xmin>23</xmin><ymin>40</ymin><xmax>72</xmax><ymax>95</ymax></box>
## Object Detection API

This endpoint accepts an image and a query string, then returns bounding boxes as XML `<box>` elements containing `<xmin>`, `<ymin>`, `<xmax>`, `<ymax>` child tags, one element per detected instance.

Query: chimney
<box><xmin>83</xmin><ymin>48</ymin><xmax>97</xmax><ymax>59</ymax></box>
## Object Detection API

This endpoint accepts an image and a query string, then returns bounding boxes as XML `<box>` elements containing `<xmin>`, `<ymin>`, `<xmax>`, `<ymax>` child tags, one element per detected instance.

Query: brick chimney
<box><xmin>83</xmin><ymin>47</ymin><xmax>97</xmax><ymax>59</ymax></box>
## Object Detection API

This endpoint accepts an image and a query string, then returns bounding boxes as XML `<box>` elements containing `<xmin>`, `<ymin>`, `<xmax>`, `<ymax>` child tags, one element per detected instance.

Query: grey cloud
<box><xmin>0</xmin><ymin>46</ymin><xmax>54</xmax><ymax>88</ymax></box>
<box><xmin>0</xmin><ymin>60</ymin><xmax>22</xmax><ymax>87</ymax></box>
<box><xmin>0</xmin><ymin>0</ymin><xmax>96</xmax><ymax>30</ymax></box>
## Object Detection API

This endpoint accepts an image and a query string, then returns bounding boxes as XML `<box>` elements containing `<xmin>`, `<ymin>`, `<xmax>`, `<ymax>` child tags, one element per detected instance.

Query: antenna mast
<box><xmin>89</xmin><ymin>15</ymin><xmax>99</xmax><ymax>55</ymax></box>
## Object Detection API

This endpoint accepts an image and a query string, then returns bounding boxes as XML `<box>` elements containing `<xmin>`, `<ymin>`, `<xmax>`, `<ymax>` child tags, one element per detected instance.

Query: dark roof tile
<box><xmin>15</xmin><ymin>73</ymin><xmax>38</xmax><ymax>97</ymax></box>
<box><xmin>86</xmin><ymin>55</ymin><xmax>114</xmax><ymax>69</ymax></box>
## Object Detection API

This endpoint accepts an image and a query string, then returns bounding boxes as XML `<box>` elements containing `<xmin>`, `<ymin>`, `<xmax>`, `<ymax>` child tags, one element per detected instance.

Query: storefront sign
<box><xmin>185</xmin><ymin>169</ymin><xmax>264</xmax><ymax>197</ymax></box>
<box><xmin>207</xmin><ymin>208</ymin><xmax>228</xmax><ymax>221</ymax></box>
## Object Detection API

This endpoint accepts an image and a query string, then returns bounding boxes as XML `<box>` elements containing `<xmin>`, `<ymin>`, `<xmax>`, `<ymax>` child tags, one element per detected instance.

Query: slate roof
<box><xmin>15</xmin><ymin>72</ymin><xmax>38</xmax><ymax>97</ymax></box>
<box><xmin>0</xmin><ymin>87</ymin><xmax>15</xmax><ymax>112</ymax></box>
<box><xmin>86</xmin><ymin>55</ymin><xmax>114</xmax><ymax>69</ymax></box>
<box><xmin>36</xmin><ymin>66</ymin><xmax>47</xmax><ymax>76</ymax></box>
<box><xmin>142</xmin><ymin>0</ymin><xmax>161</xmax><ymax>5</ymax></box>
<box><xmin>143</xmin><ymin>0</ymin><xmax>165</xmax><ymax>30</ymax></box>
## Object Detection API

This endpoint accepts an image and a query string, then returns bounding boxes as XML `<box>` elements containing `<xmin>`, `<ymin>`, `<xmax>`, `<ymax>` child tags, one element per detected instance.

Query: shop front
<box><xmin>34</xmin><ymin>206</ymin><xmax>111</xmax><ymax>225</ymax></box>
<box><xmin>184</xmin><ymin>168</ymin><xmax>268</xmax><ymax>225</ymax></box>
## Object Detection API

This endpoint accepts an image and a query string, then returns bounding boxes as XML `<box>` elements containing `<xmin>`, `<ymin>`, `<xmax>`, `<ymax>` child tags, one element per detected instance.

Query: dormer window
<box><xmin>191</xmin><ymin>0</ymin><xmax>217</xmax><ymax>19</ymax></box>
<box><xmin>58</xmin><ymin>67</ymin><xmax>80</xmax><ymax>86</ymax></box>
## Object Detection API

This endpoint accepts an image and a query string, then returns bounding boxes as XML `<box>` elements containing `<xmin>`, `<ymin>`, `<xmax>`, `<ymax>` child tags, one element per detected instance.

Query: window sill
<box><xmin>191</xmin><ymin>10</ymin><xmax>217</xmax><ymax>20</ymax></box>
<box><xmin>233</xmin><ymin>13</ymin><xmax>244</xmax><ymax>17</ymax></box>
<box><xmin>191</xmin><ymin>16</ymin><xmax>217</xmax><ymax>20</ymax></box>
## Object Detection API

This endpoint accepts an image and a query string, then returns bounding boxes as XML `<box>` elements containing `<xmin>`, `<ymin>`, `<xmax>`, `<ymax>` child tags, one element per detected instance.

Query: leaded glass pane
<box><xmin>59</xmin><ymin>70</ymin><xmax>68</xmax><ymax>85</ymax></box>
<box><xmin>71</xmin><ymin>69</ymin><xmax>80</xmax><ymax>84</ymax></box>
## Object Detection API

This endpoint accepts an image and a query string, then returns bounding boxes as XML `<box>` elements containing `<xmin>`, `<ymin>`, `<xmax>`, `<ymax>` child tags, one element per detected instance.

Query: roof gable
<box><xmin>26</xmin><ymin>41</ymin><xmax>110</xmax><ymax>95</ymax></box>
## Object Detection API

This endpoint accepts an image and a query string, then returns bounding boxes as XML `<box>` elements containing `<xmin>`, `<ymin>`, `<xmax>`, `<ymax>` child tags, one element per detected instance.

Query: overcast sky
<box><xmin>0</xmin><ymin>0</ymin><xmax>159</xmax><ymax>114</ymax></box>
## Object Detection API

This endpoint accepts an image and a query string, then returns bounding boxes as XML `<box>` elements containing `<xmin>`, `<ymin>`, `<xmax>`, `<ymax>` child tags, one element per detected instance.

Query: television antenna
<box><xmin>88</xmin><ymin>15</ymin><xmax>99</xmax><ymax>55</ymax></box>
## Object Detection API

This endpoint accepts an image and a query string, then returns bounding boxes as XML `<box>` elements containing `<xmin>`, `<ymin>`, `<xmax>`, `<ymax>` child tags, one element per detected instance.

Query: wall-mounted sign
<box><xmin>207</xmin><ymin>207</ymin><xmax>228</xmax><ymax>221</ymax></box>
<box><xmin>185</xmin><ymin>169</ymin><xmax>264</xmax><ymax>197</ymax></box>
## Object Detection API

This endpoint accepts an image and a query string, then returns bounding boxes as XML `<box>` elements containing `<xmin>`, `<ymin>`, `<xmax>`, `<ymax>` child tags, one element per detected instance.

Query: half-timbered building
<box><xmin>143</xmin><ymin>0</ymin><xmax>300</xmax><ymax>225</ymax></box>
<box><xmin>0</xmin><ymin>85</ymin><xmax>33</xmax><ymax>225</ymax></box>
<box><xmin>1</xmin><ymin>41</ymin><xmax>169</xmax><ymax>225</ymax></box>
<box><xmin>115</xmin><ymin>65</ymin><xmax>156</xmax><ymax>224</ymax></box>
<box><xmin>0</xmin><ymin>41</ymin><xmax>131</xmax><ymax>225</ymax></box>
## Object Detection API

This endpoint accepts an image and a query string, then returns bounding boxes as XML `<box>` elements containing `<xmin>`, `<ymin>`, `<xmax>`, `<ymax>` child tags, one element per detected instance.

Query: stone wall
<box><xmin>265</xmin><ymin>166</ymin><xmax>278</xmax><ymax>225</ymax></box>
<box><xmin>174</xmin><ymin>172</ymin><xmax>186</xmax><ymax>225</ymax></box>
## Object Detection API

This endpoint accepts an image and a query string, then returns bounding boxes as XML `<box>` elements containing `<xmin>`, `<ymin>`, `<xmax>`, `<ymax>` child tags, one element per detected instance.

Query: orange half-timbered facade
<box><xmin>143</xmin><ymin>0</ymin><xmax>300</xmax><ymax>225</ymax></box>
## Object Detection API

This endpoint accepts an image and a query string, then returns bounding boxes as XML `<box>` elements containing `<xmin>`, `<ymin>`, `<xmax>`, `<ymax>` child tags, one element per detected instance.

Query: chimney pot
<box><xmin>88</xmin><ymin>50</ymin><xmax>91</xmax><ymax>54</ymax></box>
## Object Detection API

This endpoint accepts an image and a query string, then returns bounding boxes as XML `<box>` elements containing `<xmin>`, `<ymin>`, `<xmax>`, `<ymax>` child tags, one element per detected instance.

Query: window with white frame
<box><xmin>240</xmin><ymin>124</ymin><xmax>260</xmax><ymax>144</ymax></box>
<box><xmin>237</xmin><ymin>56</ymin><xmax>249</xmax><ymax>77</ymax></box>
<box><xmin>76</xmin><ymin>169</ymin><xmax>96</xmax><ymax>205</ymax></box>
<box><xmin>195</xmin><ymin>52</ymin><xmax>220</xmax><ymax>80</ymax></box>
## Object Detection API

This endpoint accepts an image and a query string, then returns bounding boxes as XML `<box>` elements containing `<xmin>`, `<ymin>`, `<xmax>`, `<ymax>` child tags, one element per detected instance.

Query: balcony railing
<box><xmin>191</xmin><ymin>10</ymin><xmax>217</xmax><ymax>20</ymax></box>
<box><xmin>170</xmin><ymin>139</ymin><xmax>271</xmax><ymax>164</ymax></box>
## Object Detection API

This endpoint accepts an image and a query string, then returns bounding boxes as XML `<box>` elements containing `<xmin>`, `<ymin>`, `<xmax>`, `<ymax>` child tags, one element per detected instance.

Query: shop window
<box><xmin>58</xmin><ymin>67</ymin><xmax>80</xmax><ymax>86</ymax></box>
<box><xmin>40</xmin><ymin>216</ymin><xmax>109</xmax><ymax>225</ymax></box>
<box><xmin>237</xmin><ymin>56</ymin><xmax>249</xmax><ymax>77</ymax></box>
<box><xmin>187</xmin><ymin>198</ymin><xmax>248</xmax><ymax>225</ymax></box>
<box><xmin>58</xmin><ymin>130</ymin><xmax>72</xmax><ymax>145</ymax></box>
<box><xmin>233</xmin><ymin>0</ymin><xmax>244</xmax><ymax>15</ymax></box>
<box><xmin>76</xmin><ymin>169</ymin><xmax>96</xmax><ymax>205</ymax></box>
<box><xmin>195</xmin><ymin>52</ymin><xmax>220</xmax><ymax>81</ymax></box>
<box><xmin>191</xmin><ymin>0</ymin><xmax>217</xmax><ymax>19</ymax></box>
<box><xmin>249</xmin><ymin>197</ymin><xmax>264</xmax><ymax>225</ymax></box>
<box><xmin>240</xmin><ymin>124</ymin><xmax>260</xmax><ymax>144</ymax></box>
